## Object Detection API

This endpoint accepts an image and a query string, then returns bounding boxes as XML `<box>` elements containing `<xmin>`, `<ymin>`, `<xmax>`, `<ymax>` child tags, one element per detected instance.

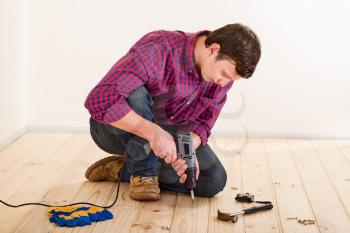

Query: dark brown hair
<box><xmin>205</xmin><ymin>23</ymin><xmax>261</xmax><ymax>79</ymax></box>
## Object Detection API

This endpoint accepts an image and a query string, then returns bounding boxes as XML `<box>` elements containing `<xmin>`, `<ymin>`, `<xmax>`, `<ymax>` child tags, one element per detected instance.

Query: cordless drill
<box><xmin>137</xmin><ymin>131</ymin><xmax>197</xmax><ymax>200</ymax></box>
<box><xmin>175</xmin><ymin>132</ymin><xmax>197</xmax><ymax>201</ymax></box>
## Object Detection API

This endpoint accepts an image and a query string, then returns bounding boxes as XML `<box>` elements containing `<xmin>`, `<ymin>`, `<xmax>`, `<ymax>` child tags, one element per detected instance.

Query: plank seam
<box><xmin>263</xmin><ymin>139</ymin><xmax>284</xmax><ymax>233</ymax></box>
<box><xmin>287</xmin><ymin>140</ymin><xmax>322</xmax><ymax>233</ymax></box>
<box><xmin>311</xmin><ymin>140</ymin><xmax>350</xmax><ymax>220</ymax></box>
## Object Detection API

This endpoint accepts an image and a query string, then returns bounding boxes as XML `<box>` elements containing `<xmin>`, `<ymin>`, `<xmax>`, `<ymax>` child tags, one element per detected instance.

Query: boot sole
<box><xmin>129</xmin><ymin>192</ymin><xmax>160</xmax><ymax>201</ymax></box>
<box><xmin>85</xmin><ymin>155</ymin><xmax>126</xmax><ymax>182</ymax></box>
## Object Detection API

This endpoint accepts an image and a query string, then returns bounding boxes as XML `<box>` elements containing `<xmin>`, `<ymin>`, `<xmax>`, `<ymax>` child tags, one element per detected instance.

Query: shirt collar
<box><xmin>184</xmin><ymin>30</ymin><xmax>211</xmax><ymax>78</ymax></box>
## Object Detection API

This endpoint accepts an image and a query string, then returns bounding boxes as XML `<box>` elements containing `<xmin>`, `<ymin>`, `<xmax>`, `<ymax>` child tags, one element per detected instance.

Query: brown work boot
<box><xmin>129</xmin><ymin>175</ymin><xmax>161</xmax><ymax>201</ymax></box>
<box><xmin>85</xmin><ymin>155</ymin><xmax>126</xmax><ymax>182</ymax></box>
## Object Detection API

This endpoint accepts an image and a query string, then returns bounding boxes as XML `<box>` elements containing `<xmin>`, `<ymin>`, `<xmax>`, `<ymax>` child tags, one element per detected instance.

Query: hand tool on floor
<box><xmin>234</xmin><ymin>193</ymin><xmax>272</xmax><ymax>205</ymax></box>
<box><xmin>235</xmin><ymin>192</ymin><xmax>255</xmax><ymax>202</ymax></box>
<box><xmin>218</xmin><ymin>202</ymin><xmax>273</xmax><ymax>223</ymax></box>
<box><xmin>175</xmin><ymin>132</ymin><xmax>197</xmax><ymax>201</ymax></box>
<box><xmin>218</xmin><ymin>193</ymin><xmax>273</xmax><ymax>223</ymax></box>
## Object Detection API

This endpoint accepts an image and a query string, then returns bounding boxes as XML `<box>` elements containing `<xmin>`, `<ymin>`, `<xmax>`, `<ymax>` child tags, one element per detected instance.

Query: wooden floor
<box><xmin>0</xmin><ymin>133</ymin><xmax>350</xmax><ymax>233</ymax></box>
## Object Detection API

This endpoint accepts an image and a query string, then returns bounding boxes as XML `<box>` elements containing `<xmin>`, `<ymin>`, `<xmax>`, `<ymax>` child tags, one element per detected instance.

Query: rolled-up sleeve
<box><xmin>185</xmin><ymin>94</ymin><xmax>228</xmax><ymax>145</ymax></box>
<box><xmin>84</xmin><ymin>49</ymin><xmax>148</xmax><ymax>124</ymax></box>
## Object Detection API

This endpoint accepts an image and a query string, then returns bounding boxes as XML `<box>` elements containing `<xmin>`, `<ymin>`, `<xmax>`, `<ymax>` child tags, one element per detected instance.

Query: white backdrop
<box><xmin>1</xmin><ymin>0</ymin><xmax>350</xmax><ymax>149</ymax></box>
<box><xmin>0</xmin><ymin>0</ymin><xmax>27</xmax><ymax>149</ymax></box>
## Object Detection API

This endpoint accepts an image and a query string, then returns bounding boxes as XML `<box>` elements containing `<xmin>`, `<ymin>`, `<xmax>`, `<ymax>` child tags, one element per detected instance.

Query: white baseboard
<box><xmin>27</xmin><ymin>124</ymin><xmax>89</xmax><ymax>133</ymax></box>
<box><xmin>0</xmin><ymin>126</ymin><xmax>27</xmax><ymax>152</ymax></box>
<box><xmin>26</xmin><ymin>125</ymin><xmax>350</xmax><ymax>140</ymax></box>
<box><xmin>211</xmin><ymin>130</ymin><xmax>350</xmax><ymax>140</ymax></box>
<box><xmin>1</xmin><ymin>124</ymin><xmax>347</xmax><ymax>153</ymax></box>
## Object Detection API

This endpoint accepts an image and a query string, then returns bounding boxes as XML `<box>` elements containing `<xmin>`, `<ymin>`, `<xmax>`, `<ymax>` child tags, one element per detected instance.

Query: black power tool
<box><xmin>175</xmin><ymin>132</ymin><xmax>197</xmax><ymax>201</ymax></box>
<box><xmin>141</xmin><ymin>131</ymin><xmax>197</xmax><ymax>200</ymax></box>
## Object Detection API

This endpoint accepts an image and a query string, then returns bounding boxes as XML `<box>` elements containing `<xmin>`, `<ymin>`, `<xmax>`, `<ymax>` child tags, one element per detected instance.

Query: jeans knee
<box><xmin>89</xmin><ymin>116</ymin><xmax>132</xmax><ymax>155</ymax></box>
<box><xmin>125</xmin><ymin>136</ymin><xmax>152</xmax><ymax>161</ymax></box>
<box><xmin>195</xmin><ymin>168</ymin><xmax>227</xmax><ymax>197</ymax></box>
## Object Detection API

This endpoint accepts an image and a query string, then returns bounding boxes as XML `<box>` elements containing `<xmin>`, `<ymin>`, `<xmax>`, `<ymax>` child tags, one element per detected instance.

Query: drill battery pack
<box><xmin>235</xmin><ymin>193</ymin><xmax>254</xmax><ymax>203</ymax></box>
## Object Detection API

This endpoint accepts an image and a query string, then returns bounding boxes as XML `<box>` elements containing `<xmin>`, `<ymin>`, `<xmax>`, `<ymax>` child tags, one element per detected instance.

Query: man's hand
<box><xmin>110</xmin><ymin>110</ymin><xmax>177</xmax><ymax>165</ymax></box>
<box><xmin>191</xmin><ymin>133</ymin><xmax>202</xmax><ymax>150</ymax></box>
<box><xmin>171</xmin><ymin>132</ymin><xmax>201</xmax><ymax>183</ymax></box>
<box><xmin>148</xmin><ymin>125</ymin><xmax>177</xmax><ymax>164</ymax></box>
<box><xmin>172</xmin><ymin>157</ymin><xmax>199</xmax><ymax>183</ymax></box>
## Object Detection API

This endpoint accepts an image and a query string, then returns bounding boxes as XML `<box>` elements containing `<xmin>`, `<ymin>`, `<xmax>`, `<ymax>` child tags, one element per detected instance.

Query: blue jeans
<box><xmin>89</xmin><ymin>86</ymin><xmax>227</xmax><ymax>197</ymax></box>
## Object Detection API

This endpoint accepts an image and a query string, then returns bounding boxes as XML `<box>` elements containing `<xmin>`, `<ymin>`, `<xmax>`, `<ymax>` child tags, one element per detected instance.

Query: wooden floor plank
<box><xmin>44</xmin><ymin>136</ymin><xmax>140</xmax><ymax>233</ymax></box>
<box><xmin>288</xmin><ymin>139</ymin><xmax>350</xmax><ymax>232</ymax></box>
<box><xmin>13</xmin><ymin>134</ymin><xmax>93</xmax><ymax>233</ymax></box>
<box><xmin>52</xmin><ymin>182</ymin><xmax>118</xmax><ymax>233</ymax></box>
<box><xmin>338</xmin><ymin>140</ymin><xmax>350</xmax><ymax>162</ymax></box>
<box><xmin>0</xmin><ymin>133</ymin><xmax>67</xmax><ymax>196</ymax></box>
<box><xmin>128</xmin><ymin>191</ymin><xmax>176</xmax><ymax>233</ymax></box>
<box><xmin>311</xmin><ymin>140</ymin><xmax>350</xmax><ymax>218</ymax></box>
<box><xmin>0</xmin><ymin>133</ymin><xmax>41</xmax><ymax>172</ymax></box>
<box><xmin>264</xmin><ymin>139</ymin><xmax>319</xmax><ymax>233</ymax></box>
<box><xmin>170</xmin><ymin>194</ymin><xmax>209</xmax><ymax>233</ymax></box>
<box><xmin>1</xmin><ymin>134</ymin><xmax>350</xmax><ymax>233</ymax></box>
<box><xmin>0</xmin><ymin>133</ymin><xmax>73</xmax><ymax>233</ymax></box>
<box><xmin>91</xmin><ymin>183</ymin><xmax>141</xmax><ymax>233</ymax></box>
<box><xmin>240</xmin><ymin>139</ymin><xmax>281</xmax><ymax>233</ymax></box>
<box><xmin>49</xmin><ymin>146</ymin><xmax>122</xmax><ymax>233</ymax></box>
<box><xmin>207</xmin><ymin>138</ymin><xmax>245</xmax><ymax>232</ymax></box>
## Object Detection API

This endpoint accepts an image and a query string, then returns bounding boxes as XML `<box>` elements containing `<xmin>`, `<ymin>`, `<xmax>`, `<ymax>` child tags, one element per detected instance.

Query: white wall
<box><xmin>217</xmin><ymin>0</ymin><xmax>350</xmax><ymax>138</ymax></box>
<box><xmin>4</xmin><ymin>0</ymin><xmax>350</xmax><ymax>140</ymax></box>
<box><xmin>0</xmin><ymin>0</ymin><xmax>27</xmax><ymax>151</ymax></box>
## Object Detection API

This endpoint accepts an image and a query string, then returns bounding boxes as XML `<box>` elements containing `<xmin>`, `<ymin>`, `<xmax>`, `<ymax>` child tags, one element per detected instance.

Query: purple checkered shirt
<box><xmin>84</xmin><ymin>30</ymin><xmax>234</xmax><ymax>145</ymax></box>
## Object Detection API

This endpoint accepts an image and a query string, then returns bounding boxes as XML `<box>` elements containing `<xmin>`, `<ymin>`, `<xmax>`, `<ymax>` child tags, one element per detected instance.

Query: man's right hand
<box><xmin>109</xmin><ymin>110</ymin><xmax>177</xmax><ymax>164</ymax></box>
<box><xmin>148</xmin><ymin>126</ymin><xmax>177</xmax><ymax>164</ymax></box>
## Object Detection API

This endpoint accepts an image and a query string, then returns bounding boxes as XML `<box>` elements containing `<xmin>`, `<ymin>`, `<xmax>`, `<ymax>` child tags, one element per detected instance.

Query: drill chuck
<box><xmin>185</xmin><ymin>167</ymin><xmax>197</xmax><ymax>190</ymax></box>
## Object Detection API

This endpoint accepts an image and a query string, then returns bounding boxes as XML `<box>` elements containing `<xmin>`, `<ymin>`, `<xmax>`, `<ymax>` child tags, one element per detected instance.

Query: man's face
<box><xmin>200</xmin><ymin>45</ymin><xmax>241</xmax><ymax>87</ymax></box>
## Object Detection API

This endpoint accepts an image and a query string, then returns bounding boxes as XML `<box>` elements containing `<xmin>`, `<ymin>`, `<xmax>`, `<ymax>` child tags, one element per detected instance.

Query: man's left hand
<box><xmin>172</xmin><ymin>157</ymin><xmax>200</xmax><ymax>183</ymax></box>
<box><xmin>172</xmin><ymin>132</ymin><xmax>201</xmax><ymax>183</ymax></box>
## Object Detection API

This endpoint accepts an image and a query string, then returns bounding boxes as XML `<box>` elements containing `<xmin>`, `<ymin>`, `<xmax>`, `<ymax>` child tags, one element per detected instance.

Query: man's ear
<box><xmin>209</xmin><ymin>43</ymin><xmax>221</xmax><ymax>54</ymax></box>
